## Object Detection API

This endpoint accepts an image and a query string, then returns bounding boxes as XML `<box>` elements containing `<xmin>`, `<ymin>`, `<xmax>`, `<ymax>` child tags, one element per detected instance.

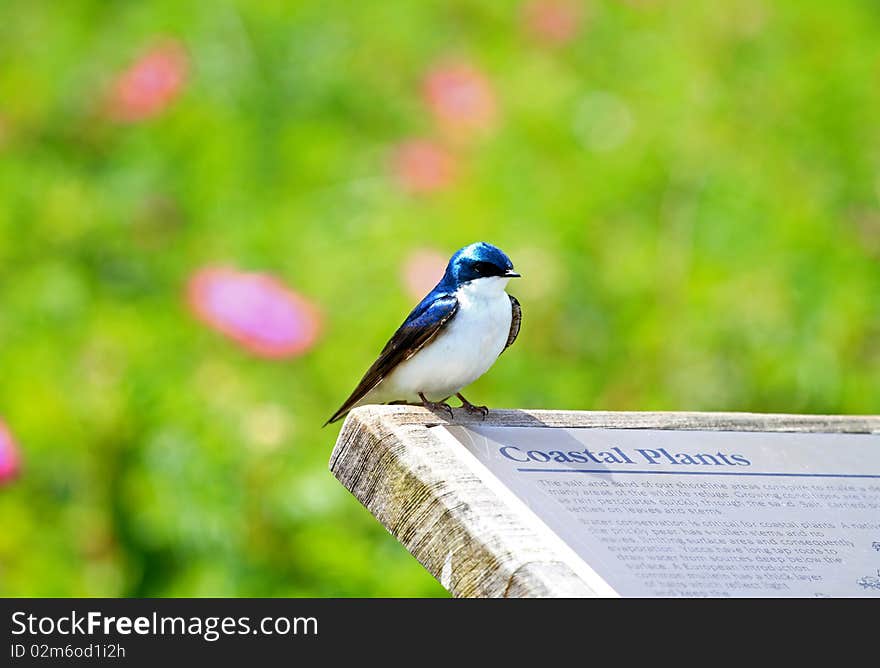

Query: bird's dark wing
<box><xmin>503</xmin><ymin>294</ymin><xmax>521</xmax><ymax>352</ymax></box>
<box><xmin>324</xmin><ymin>294</ymin><xmax>459</xmax><ymax>425</ymax></box>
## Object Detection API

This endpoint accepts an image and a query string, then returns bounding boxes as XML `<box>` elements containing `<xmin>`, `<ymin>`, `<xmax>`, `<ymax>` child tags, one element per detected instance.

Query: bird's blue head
<box><xmin>441</xmin><ymin>242</ymin><xmax>520</xmax><ymax>288</ymax></box>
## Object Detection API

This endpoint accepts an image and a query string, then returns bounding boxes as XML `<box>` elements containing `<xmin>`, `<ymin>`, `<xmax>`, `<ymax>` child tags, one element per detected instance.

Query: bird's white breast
<box><xmin>374</xmin><ymin>276</ymin><xmax>513</xmax><ymax>402</ymax></box>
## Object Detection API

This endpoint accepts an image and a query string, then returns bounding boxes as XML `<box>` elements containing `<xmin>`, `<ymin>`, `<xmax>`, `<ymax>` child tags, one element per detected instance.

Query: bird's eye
<box><xmin>473</xmin><ymin>261</ymin><xmax>493</xmax><ymax>275</ymax></box>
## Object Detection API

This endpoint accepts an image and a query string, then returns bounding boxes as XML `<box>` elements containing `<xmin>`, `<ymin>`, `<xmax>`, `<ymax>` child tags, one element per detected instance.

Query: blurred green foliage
<box><xmin>1</xmin><ymin>0</ymin><xmax>879</xmax><ymax>596</ymax></box>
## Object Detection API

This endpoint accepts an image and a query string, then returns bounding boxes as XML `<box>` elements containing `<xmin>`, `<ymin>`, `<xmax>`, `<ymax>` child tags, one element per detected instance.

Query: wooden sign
<box><xmin>329</xmin><ymin>407</ymin><xmax>880</xmax><ymax>597</ymax></box>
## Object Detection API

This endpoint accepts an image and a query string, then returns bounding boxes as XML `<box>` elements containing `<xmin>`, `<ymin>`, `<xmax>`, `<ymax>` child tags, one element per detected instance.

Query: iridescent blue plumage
<box><xmin>436</xmin><ymin>241</ymin><xmax>517</xmax><ymax>289</ymax></box>
<box><xmin>325</xmin><ymin>242</ymin><xmax>521</xmax><ymax>425</ymax></box>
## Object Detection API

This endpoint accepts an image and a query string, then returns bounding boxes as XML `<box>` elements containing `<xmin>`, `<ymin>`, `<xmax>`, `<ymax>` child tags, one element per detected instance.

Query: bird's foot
<box><xmin>418</xmin><ymin>393</ymin><xmax>454</xmax><ymax>420</ymax></box>
<box><xmin>456</xmin><ymin>393</ymin><xmax>489</xmax><ymax>419</ymax></box>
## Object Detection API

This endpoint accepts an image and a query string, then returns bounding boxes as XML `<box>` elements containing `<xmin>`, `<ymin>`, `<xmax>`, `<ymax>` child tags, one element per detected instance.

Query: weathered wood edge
<box><xmin>329</xmin><ymin>406</ymin><xmax>601</xmax><ymax>597</ymax></box>
<box><xmin>328</xmin><ymin>406</ymin><xmax>880</xmax><ymax>598</ymax></box>
<box><xmin>339</xmin><ymin>406</ymin><xmax>880</xmax><ymax>432</ymax></box>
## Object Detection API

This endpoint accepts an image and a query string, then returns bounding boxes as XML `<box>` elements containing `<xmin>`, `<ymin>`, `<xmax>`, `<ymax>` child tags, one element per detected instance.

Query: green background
<box><xmin>1</xmin><ymin>0</ymin><xmax>878</xmax><ymax>596</ymax></box>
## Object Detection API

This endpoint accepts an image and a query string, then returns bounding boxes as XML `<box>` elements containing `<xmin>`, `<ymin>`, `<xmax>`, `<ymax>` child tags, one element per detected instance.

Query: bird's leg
<box><xmin>418</xmin><ymin>392</ymin><xmax>454</xmax><ymax>420</ymax></box>
<box><xmin>456</xmin><ymin>393</ymin><xmax>489</xmax><ymax>418</ymax></box>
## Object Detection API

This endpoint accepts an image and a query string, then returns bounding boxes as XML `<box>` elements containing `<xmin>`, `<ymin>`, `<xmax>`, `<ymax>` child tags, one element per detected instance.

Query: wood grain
<box><xmin>328</xmin><ymin>406</ymin><xmax>880</xmax><ymax>597</ymax></box>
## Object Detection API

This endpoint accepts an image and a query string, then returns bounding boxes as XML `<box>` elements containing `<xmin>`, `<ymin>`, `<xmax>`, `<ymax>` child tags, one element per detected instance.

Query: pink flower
<box><xmin>0</xmin><ymin>421</ymin><xmax>21</xmax><ymax>485</ymax></box>
<box><xmin>391</xmin><ymin>140</ymin><xmax>457</xmax><ymax>193</ymax></box>
<box><xmin>522</xmin><ymin>0</ymin><xmax>583</xmax><ymax>45</ymax></box>
<box><xmin>422</xmin><ymin>62</ymin><xmax>497</xmax><ymax>135</ymax></box>
<box><xmin>401</xmin><ymin>249</ymin><xmax>449</xmax><ymax>299</ymax></box>
<box><xmin>187</xmin><ymin>267</ymin><xmax>322</xmax><ymax>358</ymax></box>
<box><xmin>108</xmin><ymin>40</ymin><xmax>188</xmax><ymax>123</ymax></box>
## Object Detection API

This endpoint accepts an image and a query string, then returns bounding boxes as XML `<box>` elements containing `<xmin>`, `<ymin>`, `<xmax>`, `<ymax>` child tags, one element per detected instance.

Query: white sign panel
<box><xmin>435</xmin><ymin>425</ymin><xmax>880</xmax><ymax>597</ymax></box>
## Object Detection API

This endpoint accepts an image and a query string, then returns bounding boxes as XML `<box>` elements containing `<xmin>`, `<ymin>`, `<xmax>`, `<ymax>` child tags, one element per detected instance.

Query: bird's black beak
<box><xmin>504</xmin><ymin>269</ymin><xmax>521</xmax><ymax>278</ymax></box>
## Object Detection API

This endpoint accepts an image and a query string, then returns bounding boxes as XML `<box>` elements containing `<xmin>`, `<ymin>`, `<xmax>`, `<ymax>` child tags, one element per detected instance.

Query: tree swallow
<box><xmin>326</xmin><ymin>242</ymin><xmax>521</xmax><ymax>424</ymax></box>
